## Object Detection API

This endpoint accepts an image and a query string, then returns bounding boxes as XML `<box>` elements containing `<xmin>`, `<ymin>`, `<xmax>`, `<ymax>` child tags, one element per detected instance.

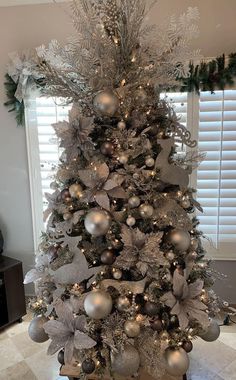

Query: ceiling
<box><xmin>0</xmin><ymin>0</ymin><xmax>68</xmax><ymax>6</ymax></box>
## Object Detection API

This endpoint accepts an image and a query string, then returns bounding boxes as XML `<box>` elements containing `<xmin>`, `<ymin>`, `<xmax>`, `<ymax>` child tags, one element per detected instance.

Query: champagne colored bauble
<box><xmin>113</xmin><ymin>268</ymin><xmax>122</xmax><ymax>280</ymax></box>
<box><xmin>84</xmin><ymin>290</ymin><xmax>113</xmax><ymax>319</ymax></box>
<box><xmin>182</xmin><ymin>340</ymin><xmax>193</xmax><ymax>353</ymax></box>
<box><xmin>81</xmin><ymin>358</ymin><xmax>96</xmax><ymax>374</ymax></box>
<box><xmin>190</xmin><ymin>238</ymin><xmax>199</xmax><ymax>250</ymax></box>
<box><xmin>100</xmin><ymin>141</ymin><xmax>115</xmax><ymax>157</ymax></box>
<box><xmin>168</xmin><ymin>229</ymin><xmax>191</xmax><ymax>251</ymax></box>
<box><xmin>57</xmin><ymin>350</ymin><xmax>65</xmax><ymax>365</ymax></box>
<box><xmin>93</xmin><ymin>90</ymin><xmax>119</xmax><ymax>116</ymax></box>
<box><xmin>164</xmin><ymin>348</ymin><xmax>190</xmax><ymax>376</ymax></box>
<box><xmin>84</xmin><ymin>210</ymin><xmax>111</xmax><ymax>236</ymax></box>
<box><xmin>124</xmin><ymin>320</ymin><xmax>141</xmax><ymax>337</ymax></box>
<box><xmin>111</xmin><ymin>344</ymin><xmax>140</xmax><ymax>376</ymax></box>
<box><xmin>139</xmin><ymin>204</ymin><xmax>154</xmax><ymax>218</ymax></box>
<box><xmin>69</xmin><ymin>183</ymin><xmax>83</xmax><ymax>199</ymax></box>
<box><xmin>166</xmin><ymin>251</ymin><xmax>175</xmax><ymax>261</ymax></box>
<box><xmin>118</xmin><ymin>153</ymin><xmax>128</xmax><ymax>165</ymax></box>
<box><xmin>144</xmin><ymin>301</ymin><xmax>159</xmax><ymax>317</ymax></box>
<box><xmin>117</xmin><ymin>120</ymin><xmax>126</xmax><ymax>130</ymax></box>
<box><xmin>28</xmin><ymin>316</ymin><xmax>49</xmax><ymax>343</ymax></box>
<box><xmin>126</xmin><ymin>216</ymin><xmax>136</xmax><ymax>226</ymax></box>
<box><xmin>199</xmin><ymin>320</ymin><xmax>220</xmax><ymax>342</ymax></box>
<box><xmin>116</xmin><ymin>295</ymin><xmax>130</xmax><ymax>312</ymax></box>
<box><xmin>145</xmin><ymin>156</ymin><xmax>155</xmax><ymax>168</ymax></box>
<box><xmin>100</xmin><ymin>249</ymin><xmax>116</xmax><ymax>265</ymax></box>
<box><xmin>128</xmin><ymin>195</ymin><xmax>141</xmax><ymax>208</ymax></box>
<box><xmin>63</xmin><ymin>212</ymin><xmax>72</xmax><ymax>221</ymax></box>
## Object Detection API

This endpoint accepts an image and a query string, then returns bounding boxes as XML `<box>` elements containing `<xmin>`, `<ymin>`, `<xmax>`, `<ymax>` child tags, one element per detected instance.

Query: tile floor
<box><xmin>0</xmin><ymin>312</ymin><xmax>236</xmax><ymax>380</ymax></box>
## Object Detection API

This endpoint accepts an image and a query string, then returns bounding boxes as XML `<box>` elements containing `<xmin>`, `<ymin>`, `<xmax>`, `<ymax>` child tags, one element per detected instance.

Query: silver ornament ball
<box><xmin>111</xmin><ymin>344</ymin><xmax>140</xmax><ymax>376</ymax></box>
<box><xmin>28</xmin><ymin>316</ymin><xmax>49</xmax><ymax>343</ymax></box>
<box><xmin>164</xmin><ymin>347</ymin><xmax>190</xmax><ymax>376</ymax></box>
<box><xmin>128</xmin><ymin>195</ymin><xmax>141</xmax><ymax>208</ymax></box>
<box><xmin>199</xmin><ymin>320</ymin><xmax>220</xmax><ymax>342</ymax></box>
<box><xmin>126</xmin><ymin>216</ymin><xmax>136</xmax><ymax>226</ymax></box>
<box><xmin>169</xmin><ymin>229</ymin><xmax>191</xmax><ymax>251</ymax></box>
<box><xmin>69</xmin><ymin>183</ymin><xmax>83</xmax><ymax>199</ymax></box>
<box><xmin>124</xmin><ymin>320</ymin><xmax>141</xmax><ymax>337</ymax></box>
<box><xmin>84</xmin><ymin>290</ymin><xmax>113</xmax><ymax>319</ymax></box>
<box><xmin>116</xmin><ymin>296</ymin><xmax>130</xmax><ymax>312</ymax></box>
<box><xmin>113</xmin><ymin>268</ymin><xmax>122</xmax><ymax>280</ymax></box>
<box><xmin>117</xmin><ymin>120</ymin><xmax>126</xmax><ymax>130</ymax></box>
<box><xmin>84</xmin><ymin>210</ymin><xmax>111</xmax><ymax>236</ymax></box>
<box><xmin>145</xmin><ymin>156</ymin><xmax>155</xmax><ymax>168</ymax></box>
<box><xmin>93</xmin><ymin>90</ymin><xmax>119</xmax><ymax>116</ymax></box>
<box><xmin>139</xmin><ymin>203</ymin><xmax>154</xmax><ymax>218</ymax></box>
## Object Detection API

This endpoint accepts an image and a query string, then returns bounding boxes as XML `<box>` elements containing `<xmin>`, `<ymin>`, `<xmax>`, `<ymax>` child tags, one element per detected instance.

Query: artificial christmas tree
<box><xmin>23</xmin><ymin>1</ymin><xmax>223</xmax><ymax>379</ymax></box>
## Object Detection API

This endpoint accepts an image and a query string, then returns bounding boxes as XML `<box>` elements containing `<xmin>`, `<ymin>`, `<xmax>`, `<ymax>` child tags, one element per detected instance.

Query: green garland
<box><xmin>4</xmin><ymin>53</ymin><xmax>236</xmax><ymax>126</ymax></box>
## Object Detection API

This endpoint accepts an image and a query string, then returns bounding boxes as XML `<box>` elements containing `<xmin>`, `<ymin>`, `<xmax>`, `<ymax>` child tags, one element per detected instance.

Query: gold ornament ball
<box><xmin>124</xmin><ymin>320</ymin><xmax>141</xmax><ymax>337</ymax></box>
<box><xmin>116</xmin><ymin>295</ymin><xmax>130</xmax><ymax>312</ymax></box>
<box><xmin>126</xmin><ymin>216</ymin><xmax>136</xmax><ymax>226</ymax></box>
<box><xmin>145</xmin><ymin>156</ymin><xmax>155</xmax><ymax>168</ymax></box>
<box><xmin>139</xmin><ymin>203</ymin><xmax>154</xmax><ymax>218</ymax></box>
<box><xmin>128</xmin><ymin>195</ymin><xmax>141</xmax><ymax>208</ymax></box>
<box><xmin>168</xmin><ymin>229</ymin><xmax>191</xmax><ymax>251</ymax></box>
<box><xmin>199</xmin><ymin>320</ymin><xmax>220</xmax><ymax>342</ymax></box>
<box><xmin>28</xmin><ymin>316</ymin><xmax>49</xmax><ymax>343</ymax></box>
<box><xmin>111</xmin><ymin>345</ymin><xmax>140</xmax><ymax>376</ymax></box>
<box><xmin>113</xmin><ymin>268</ymin><xmax>122</xmax><ymax>280</ymax></box>
<box><xmin>84</xmin><ymin>290</ymin><xmax>113</xmax><ymax>319</ymax></box>
<box><xmin>69</xmin><ymin>183</ymin><xmax>83</xmax><ymax>199</ymax></box>
<box><xmin>84</xmin><ymin>210</ymin><xmax>111</xmax><ymax>236</ymax></box>
<box><xmin>93</xmin><ymin>90</ymin><xmax>119</xmax><ymax>116</ymax></box>
<box><xmin>117</xmin><ymin>120</ymin><xmax>126</xmax><ymax>130</ymax></box>
<box><xmin>164</xmin><ymin>347</ymin><xmax>190</xmax><ymax>376</ymax></box>
<box><xmin>118</xmin><ymin>153</ymin><xmax>128</xmax><ymax>165</ymax></box>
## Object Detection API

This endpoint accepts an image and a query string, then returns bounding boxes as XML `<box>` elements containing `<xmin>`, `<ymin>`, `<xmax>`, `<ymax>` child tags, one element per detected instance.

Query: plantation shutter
<box><xmin>196</xmin><ymin>90</ymin><xmax>236</xmax><ymax>258</ymax></box>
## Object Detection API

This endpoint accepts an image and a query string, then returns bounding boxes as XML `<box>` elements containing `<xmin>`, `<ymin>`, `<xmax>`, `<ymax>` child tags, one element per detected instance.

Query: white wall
<box><xmin>0</xmin><ymin>0</ymin><xmax>236</xmax><ymax>299</ymax></box>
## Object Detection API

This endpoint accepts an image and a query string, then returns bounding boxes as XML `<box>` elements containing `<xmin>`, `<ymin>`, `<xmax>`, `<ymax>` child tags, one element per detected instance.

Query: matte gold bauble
<box><xmin>69</xmin><ymin>184</ymin><xmax>83</xmax><ymax>199</ymax></box>
<box><xmin>168</xmin><ymin>229</ymin><xmax>191</xmax><ymax>251</ymax></box>
<box><xmin>84</xmin><ymin>290</ymin><xmax>113</xmax><ymax>319</ymax></box>
<box><xmin>118</xmin><ymin>153</ymin><xmax>128</xmax><ymax>165</ymax></box>
<box><xmin>164</xmin><ymin>347</ymin><xmax>189</xmax><ymax>376</ymax></box>
<box><xmin>126</xmin><ymin>216</ymin><xmax>136</xmax><ymax>226</ymax></box>
<box><xmin>139</xmin><ymin>203</ymin><xmax>154</xmax><ymax>218</ymax></box>
<box><xmin>145</xmin><ymin>156</ymin><xmax>155</xmax><ymax>168</ymax></box>
<box><xmin>113</xmin><ymin>268</ymin><xmax>122</xmax><ymax>280</ymax></box>
<box><xmin>28</xmin><ymin>316</ymin><xmax>49</xmax><ymax>343</ymax></box>
<box><xmin>128</xmin><ymin>195</ymin><xmax>141</xmax><ymax>208</ymax></box>
<box><xmin>111</xmin><ymin>345</ymin><xmax>140</xmax><ymax>376</ymax></box>
<box><xmin>93</xmin><ymin>90</ymin><xmax>119</xmax><ymax>116</ymax></box>
<box><xmin>124</xmin><ymin>320</ymin><xmax>141</xmax><ymax>337</ymax></box>
<box><xmin>116</xmin><ymin>295</ymin><xmax>130</xmax><ymax>312</ymax></box>
<box><xmin>84</xmin><ymin>210</ymin><xmax>111</xmax><ymax>236</ymax></box>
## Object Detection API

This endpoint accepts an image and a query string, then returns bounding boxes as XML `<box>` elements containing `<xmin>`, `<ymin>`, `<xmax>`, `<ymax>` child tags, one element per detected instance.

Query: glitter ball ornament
<box><xmin>128</xmin><ymin>195</ymin><xmax>141</xmax><ymax>208</ymax></box>
<box><xmin>100</xmin><ymin>249</ymin><xmax>116</xmax><ymax>265</ymax></box>
<box><xmin>84</xmin><ymin>290</ymin><xmax>113</xmax><ymax>319</ymax></box>
<box><xmin>168</xmin><ymin>229</ymin><xmax>191</xmax><ymax>251</ymax></box>
<box><xmin>116</xmin><ymin>295</ymin><xmax>130</xmax><ymax>312</ymax></box>
<box><xmin>84</xmin><ymin>210</ymin><xmax>111</xmax><ymax>236</ymax></box>
<box><xmin>100</xmin><ymin>141</ymin><xmax>115</xmax><ymax>156</ymax></box>
<box><xmin>139</xmin><ymin>203</ymin><xmax>154</xmax><ymax>218</ymax></box>
<box><xmin>113</xmin><ymin>268</ymin><xmax>122</xmax><ymax>280</ymax></box>
<box><xmin>111</xmin><ymin>344</ymin><xmax>140</xmax><ymax>376</ymax></box>
<box><xmin>69</xmin><ymin>183</ymin><xmax>83</xmax><ymax>199</ymax></box>
<box><xmin>117</xmin><ymin>120</ymin><xmax>126</xmax><ymax>130</ymax></box>
<box><xmin>126</xmin><ymin>216</ymin><xmax>136</xmax><ymax>226</ymax></box>
<box><xmin>57</xmin><ymin>350</ymin><xmax>65</xmax><ymax>365</ymax></box>
<box><xmin>145</xmin><ymin>156</ymin><xmax>155</xmax><ymax>167</ymax></box>
<box><xmin>124</xmin><ymin>320</ymin><xmax>140</xmax><ymax>337</ymax></box>
<box><xmin>144</xmin><ymin>301</ymin><xmax>159</xmax><ymax>316</ymax></box>
<box><xmin>199</xmin><ymin>320</ymin><xmax>220</xmax><ymax>342</ymax></box>
<box><xmin>182</xmin><ymin>340</ymin><xmax>193</xmax><ymax>353</ymax></box>
<box><xmin>164</xmin><ymin>347</ymin><xmax>189</xmax><ymax>376</ymax></box>
<box><xmin>82</xmin><ymin>358</ymin><xmax>96</xmax><ymax>374</ymax></box>
<box><xmin>93</xmin><ymin>90</ymin><xmax>119</xmax><ymax>116</ymax></box>
<box><xmin>28</xmin><ymin>316</ymin><xmax>49</xmax><ymax>343</ymax></box>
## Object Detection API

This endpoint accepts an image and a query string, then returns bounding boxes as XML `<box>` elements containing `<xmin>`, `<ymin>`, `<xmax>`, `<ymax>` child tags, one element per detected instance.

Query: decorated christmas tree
<box><xmin>23</xmin><ymin>1</ymin><xmax>223</xmax><ymax>379</ymax></box>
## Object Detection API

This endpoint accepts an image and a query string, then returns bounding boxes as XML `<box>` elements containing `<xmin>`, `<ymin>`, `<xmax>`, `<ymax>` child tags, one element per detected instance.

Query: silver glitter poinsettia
<box><xmin>52</xmin><ymin>104</ymin><xmax>94</xmax><ymax>161</ymax></box>
<box><xmin>78</xmin><ymin>162</ymin><xmax>127</xmax><ymax>210</ymax></box>
<box><xmin>161</xmin><ymin>268</ymin><xmax>210</xmax><ymax>329</ymax></box>
<box><xmin>44</xmin><ymin>299</ymin><xmax>96</xmax><ymax>363</ymax></box>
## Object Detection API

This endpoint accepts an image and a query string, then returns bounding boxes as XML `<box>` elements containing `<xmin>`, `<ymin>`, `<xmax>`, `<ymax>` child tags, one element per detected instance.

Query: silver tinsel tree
<box><xmin>23</xmin><ymin>1</ymin><xmax>223</xmax><ymax>378</ymax></box>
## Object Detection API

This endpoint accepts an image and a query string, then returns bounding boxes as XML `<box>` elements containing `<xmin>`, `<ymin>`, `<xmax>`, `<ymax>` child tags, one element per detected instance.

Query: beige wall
<box><xmin>0</xmin><ymin>1</ymin><xmax>236</xmax><ymax>298</ymax></box>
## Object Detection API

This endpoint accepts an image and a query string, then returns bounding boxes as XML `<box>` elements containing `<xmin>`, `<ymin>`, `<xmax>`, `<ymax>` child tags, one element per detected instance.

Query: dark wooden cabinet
<box><xmin>0</xmin><ymin>255</ymin><xmax>26</xmax><ymax>329</ymax></box>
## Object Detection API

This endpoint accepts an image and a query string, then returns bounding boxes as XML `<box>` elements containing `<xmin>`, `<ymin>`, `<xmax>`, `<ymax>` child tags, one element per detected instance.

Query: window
<box><xmin>25</xmin><ymin>91</ymin><xmax>236</xmax><ymax>259</ymax></box>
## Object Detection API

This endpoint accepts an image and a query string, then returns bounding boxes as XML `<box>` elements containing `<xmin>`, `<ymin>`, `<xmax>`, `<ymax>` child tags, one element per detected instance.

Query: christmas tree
<box><xmin>24</xmin><ymin>1</ymin><xmax>222</xmax><ymax>378</ymax></box>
